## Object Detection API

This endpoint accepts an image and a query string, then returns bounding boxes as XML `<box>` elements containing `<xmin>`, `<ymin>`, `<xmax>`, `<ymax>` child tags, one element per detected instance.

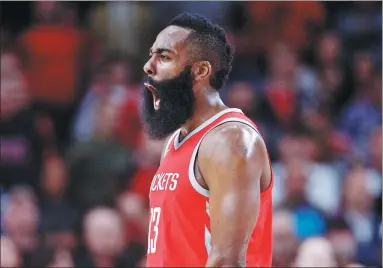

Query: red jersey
<box><xmin>146</xmin><ymin>108</ymin><xmax>273</xmax><ymax>267</ymax></box>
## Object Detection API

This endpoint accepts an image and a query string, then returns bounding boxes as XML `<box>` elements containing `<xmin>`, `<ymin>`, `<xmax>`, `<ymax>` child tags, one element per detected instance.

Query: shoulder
<box><xmin>199</xmin><ymin>121</ymin><xmax>266</xmax><ymax>165</ymax></box>
<box><xmin>196</xmin><ymin>121</ymin><xmax>269</xmax><ymax>189</ymax></box>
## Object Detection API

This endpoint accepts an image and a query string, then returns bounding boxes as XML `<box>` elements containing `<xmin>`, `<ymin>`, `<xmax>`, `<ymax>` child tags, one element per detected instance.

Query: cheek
<box><xmin>155</xmin><ymin>62</ymin><xmax>182</xmax><ymax>79</ymax></box>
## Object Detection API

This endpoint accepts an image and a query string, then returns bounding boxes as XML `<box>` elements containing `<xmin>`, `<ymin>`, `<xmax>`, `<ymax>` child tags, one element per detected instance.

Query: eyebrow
<box><xmin>149</xmin><ymin>48</ymin><xmax>175</xmax><ymax>54</ymax></box>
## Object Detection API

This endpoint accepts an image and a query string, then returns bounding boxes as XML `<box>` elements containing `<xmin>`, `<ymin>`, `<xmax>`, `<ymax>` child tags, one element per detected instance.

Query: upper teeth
<box><xmin>154</xmin><ymin>99</ymin><xmax>160</xmax><ymax>110</ymax></box>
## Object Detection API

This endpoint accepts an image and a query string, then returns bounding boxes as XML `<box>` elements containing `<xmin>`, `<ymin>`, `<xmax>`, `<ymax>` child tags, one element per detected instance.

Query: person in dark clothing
<box><xmin>0</xmin><ymin>44</ymin><xmax>56</xmax><ymax>199</ymax></box>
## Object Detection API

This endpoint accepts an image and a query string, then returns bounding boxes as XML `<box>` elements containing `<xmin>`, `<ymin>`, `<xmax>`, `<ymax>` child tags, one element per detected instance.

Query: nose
<box><xmin>143</xmin><ymin>59</ymin><xmax>155</xmax><ymax>76</ymax></box>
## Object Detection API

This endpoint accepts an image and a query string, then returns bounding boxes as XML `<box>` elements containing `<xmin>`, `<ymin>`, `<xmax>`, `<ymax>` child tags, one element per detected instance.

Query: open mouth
<box><xmin>144</xmin><ymin>82</ymin><xmax>160</xmax><ymax>110</ymax></box>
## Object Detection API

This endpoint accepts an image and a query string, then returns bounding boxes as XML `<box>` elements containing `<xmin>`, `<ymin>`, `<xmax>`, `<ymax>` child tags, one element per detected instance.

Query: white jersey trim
<box><xmin>174</xmin><ymin>108</ymin><xmax>243</xmax><ymax>150</ymax></box>
<box><xmin>205</xmin><ymin>224</ymin><xmax>212</xmax><ymax>255</ymax></box>
<box><xmin>162</xmin><ymin>131</ymin><xmax>179</xmax><ymax>159</ymax></box>
<box><xmin>188</xmin><ymin>117</ymin><xmax>262</xmax><ymax>198</ymax></box>
<box><xmin>205</xmin><ymin>201</ymin><xmax>212</xmax><ymax>254</ymax></box>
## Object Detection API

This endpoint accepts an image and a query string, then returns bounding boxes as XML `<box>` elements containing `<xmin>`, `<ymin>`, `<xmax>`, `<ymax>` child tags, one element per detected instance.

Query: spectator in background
<box><xmin>367</xmin><ymin>127</ymin><xmax>382</xmax><ymax>177</ymax></box>
<box><xmin>273</xmin><ymin>131</ymin><xmax>341</xmax><ymax>215</ymax></box>
<box><xmin>0</xmin><ymin>44</ymin><xmax>56</xmax><ymax>198</ymax></box>
<box><xmin>251</xmin><ymin>43</ymin><xmax>301</xmax><ymax>160</ymax></box>
<box><xmin>263</xmin><ymin>43</ymin><xmax>300</xmax><ymax>129</ymax></box>
<box><xmin>341</xmin><ymin>166</ymin><xmax>382</xmax><ymax>266</ymax></box>
<box><xmin>257</xmin><ymin>42</ymin><xmax>318</xmax><ymax>134</ymax></box>
<box><xmin>352</xmin><ymin>52</ymin><xmax>375</xmax><ymax>100</ymax></box>
<box><xmin>273</xmin><ymin>133</ymin><xmax>309</xmax><ymax>206</ymax></box>
<box><xmin>2</xmin><ymin>186</ymin><xmax>41</xmax><ymax>266</ymax></box>
<box><xmin>108</xmin><ymin>54</ymin><xmax>142</xmax><ymax>150</ymax></box>
<box><xmin>367</xmin><ymin>128</ymin><xmax>383</xmax><ymax>231</ymax></box>
<box><xmin>315</xmin><ymin>32</ymin><xmax>354</xmax><ymax>115</ymax></box>
<box><xmin>294</xmin><ymin>237</ymin><xmax>337</xmax><ymax>267</ymax></box>
<box><xmin>65</xmin><ymin>140</ymin><xmax>137</xmax><ymax>214</ymax></box>
<box><xmin>19</xmin><ymin>1</ymin><xmax>92</xmax><ymax>145</ymax></box>
<box><xmin>74</xmin><ymin>207</ymin><xmax>144</xmax><ymax>268</ymax></box>
<box><xmin>73</xmin><ymin>53</ymin><xmax>142</xmax><ymax>149</ymax></box>
<box><xmin>72</xmin><ymin>61</ymin><xmax>110</xmax><ymax>143</ymax></box>
<box><xmin>277</xmin><ymin>158</ymin><xmax>328</xmax><ymax>240</ymax></box>
<box><xmin>39</xmin><ymin>151</ymin><xmax>77</xmax><ymax>253</ymax></box>
<box><xmin>327</xmin><ymin>218</ymin><xmax>358</xmax><ymax>267</ymax></box>
<box><xmin>301</xmin><ymin>105</ymin><xmax>351</xmax><ymax>162</ymax></box>
<box><xmin>338</xmin><ymin>68</ymin><xmax>382</xmax><ymax>159</ymax></box>
<box><xmin>364</xmin><ymin>128</ymin><xmax>383</xmax><ymax>214</ymax></box>
<box><xmin>1</xmin><ymin>236</ymin><xmax>21</xmax><ymax>268</ymax></box>
<box><xmin>272</xmin><ymin>209</ymin><xmax>299</xmax><ymax>267</ymax></box>
<box><xmin>335</xmin><ymin>2</ymin><xmax>382</xmax><ymax>64</ymax></box>
<box><xmin>1</xmin><ymin>45</ymin><xmax>29</xmax><ymax>119</ymax></box>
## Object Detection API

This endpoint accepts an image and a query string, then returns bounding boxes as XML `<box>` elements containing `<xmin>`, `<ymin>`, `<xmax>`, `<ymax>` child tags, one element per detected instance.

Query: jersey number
<box><xmin>147</xmin><ymin>207</ymin><xmax>161</xmax><ymax>254</ymax></box>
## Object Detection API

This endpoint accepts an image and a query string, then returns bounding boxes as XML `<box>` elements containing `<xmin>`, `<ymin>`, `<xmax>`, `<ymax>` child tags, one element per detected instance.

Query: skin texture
<box><xmin>199</xmin><ymin>123</ymin><xmax>271</xmax><ymax>267</ymax></box>
<box><xmin>144</xmin><ymin>25</ymin><xmax>271</xmax><ymax>267</ymax></box>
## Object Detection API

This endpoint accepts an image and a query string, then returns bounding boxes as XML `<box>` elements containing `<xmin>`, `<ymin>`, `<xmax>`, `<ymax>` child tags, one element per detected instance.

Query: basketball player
<box><xmin>142</xmin><ymin>13</ymin><xmax>273</xmax><ymax>267</ymax></box>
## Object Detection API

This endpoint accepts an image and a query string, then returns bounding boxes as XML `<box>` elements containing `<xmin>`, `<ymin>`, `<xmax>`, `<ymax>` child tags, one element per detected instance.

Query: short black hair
<box><xmin>168</xmin><ymin>13</ymin><xmax>234</xmax><ymax>90</ymax></box>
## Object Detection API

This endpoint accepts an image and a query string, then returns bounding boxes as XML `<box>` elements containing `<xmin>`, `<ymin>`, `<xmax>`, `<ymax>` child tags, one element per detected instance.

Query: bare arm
<box><xmin>198</xmin><ymin>123</ymin><xmax>268</xmax><ymax>267</ymax></box>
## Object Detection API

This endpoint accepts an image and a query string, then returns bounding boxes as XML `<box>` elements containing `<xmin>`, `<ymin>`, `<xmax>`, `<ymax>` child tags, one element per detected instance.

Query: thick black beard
<box><xmin>141</xmin><ymin>65</ymin><xmax>196</xmax><ymax>139</ymax></box>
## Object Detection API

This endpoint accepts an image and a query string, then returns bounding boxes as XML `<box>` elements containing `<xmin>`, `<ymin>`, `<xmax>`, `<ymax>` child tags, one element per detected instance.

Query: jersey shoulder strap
<box><xmin>162</xmin><ymin>131</ymin><xmax>179</xmax><ymax>159</ymax></box>
<box><xmin>202</xmin><ymin>110</ymin><xmax>263</xmax><ymax>140</ymax></box>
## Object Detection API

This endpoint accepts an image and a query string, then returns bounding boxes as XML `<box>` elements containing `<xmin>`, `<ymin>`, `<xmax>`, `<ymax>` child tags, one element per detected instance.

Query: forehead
<box><xmin>151</xmin><ymin>25</ymin><xmax>191</xmax><ymax>54</ymax></box>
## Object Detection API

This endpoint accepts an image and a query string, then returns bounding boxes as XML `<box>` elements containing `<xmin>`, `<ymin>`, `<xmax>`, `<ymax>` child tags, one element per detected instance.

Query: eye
<box><xmin>160</xmin><ymin>54</ymin><xmax>170</xmax><ymax>60</ymax></box>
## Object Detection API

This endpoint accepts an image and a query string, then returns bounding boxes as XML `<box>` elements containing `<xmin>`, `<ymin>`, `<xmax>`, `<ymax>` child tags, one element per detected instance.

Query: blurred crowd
<box><xmin>1</xmin><ymin>1</ymin><xmax>382</xmax><ymax>267</ymax></box>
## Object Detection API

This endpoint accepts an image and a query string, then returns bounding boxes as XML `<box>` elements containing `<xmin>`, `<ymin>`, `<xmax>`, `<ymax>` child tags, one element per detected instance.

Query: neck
<box><xmin>179</xmin><ymin>90</ymin><xmax>227</xmax><ymax>139</ymax></box>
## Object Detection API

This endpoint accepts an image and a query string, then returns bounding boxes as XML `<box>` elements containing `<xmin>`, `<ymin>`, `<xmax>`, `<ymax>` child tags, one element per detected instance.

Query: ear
<box><xmin>192</xmin><ymin>61</ymin><xmax>212</xmax><ymax>82</ymax></box>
